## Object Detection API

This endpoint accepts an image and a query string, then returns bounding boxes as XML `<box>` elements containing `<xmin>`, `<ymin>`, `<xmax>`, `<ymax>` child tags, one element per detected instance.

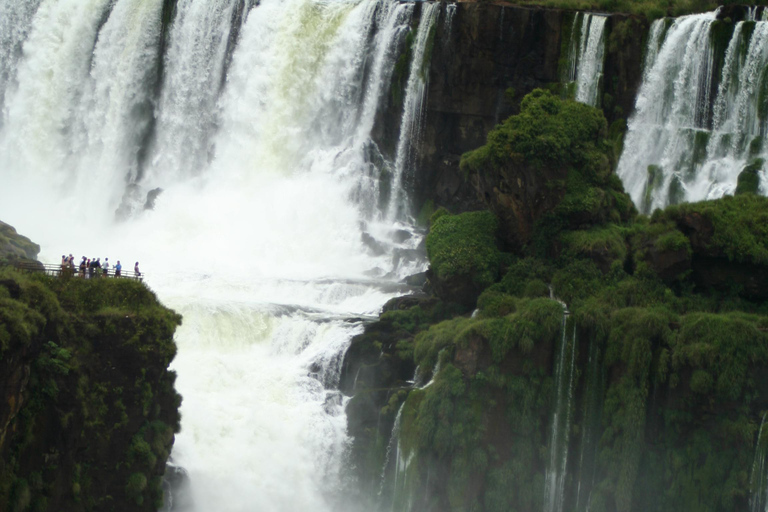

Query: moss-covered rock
<box><xmin>462</xmin><ymin>89</ymin><xmax>635</xmax><ymax>253</ymax></box>
<box><xmin>0</xmin><ymin>221</ymin><xmax>40</xmax><ymax>264</ymax></box>
<box><xmin>426</xmin><ymin>210</ymin><xmax>502</xmax><ymax>309</ymax></box>
<box><xmin>345</xmin><ymin>91</ymin><xmax>768</xmax><ymax>512</ymax></box>
<box><xmin>735</xmin><ymin>159</ymin><xmax>763</xmax><ymax>196</ymax></box>
<box><xmin>657</xmin><ymin>194</ymin><xmax>768</xmax><ymax>299</ymax></box>
<box><xmin>0</xmin><ymin>266</ymin><xmax>181</xmax><ymax>512</ymax></box>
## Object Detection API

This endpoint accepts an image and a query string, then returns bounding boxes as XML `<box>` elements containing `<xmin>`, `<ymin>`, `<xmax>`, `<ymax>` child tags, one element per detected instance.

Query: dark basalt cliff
<box><xmin>0</xmin><ymin>224</ymin><xmax>182</xmax><ymax>512</ymax></box>
<box><xmin>414</xmin><ymin>3</ymin><xmax>647</xmax><ymax>215</ymax></box>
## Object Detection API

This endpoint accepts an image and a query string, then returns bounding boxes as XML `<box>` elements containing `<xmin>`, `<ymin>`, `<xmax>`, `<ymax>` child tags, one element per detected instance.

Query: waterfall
<box><xmin>388</xmin><ymin>2</ymin><xmax>440</xmax><ymax>220</ymax></box>
<box><xmin>444</xmin><ymin>3</ymin><xmax>457</xmax><ymax>43</ymax></box>
<box><xmin>573</xmin><ymin>334</ymin><xmax>603</xmax><ymax>512</ymax></box>
<box><xmin>563</xmin><ymin>13</ymin><xmax>607</xmax><ymax>107</ymax></box>
<box><xmin>751</xmin><ymin>413</ymin><xmax>768</xmax><ymax>512</ymax></box>
<box><xmin>0</xmin><ymin>0</ymin><xmax>429</xmax><ymax>510</ymax></box>
<box><xmin>142</xmin><ymin>0</ymin><xmax>246</xmax><ymax>187</ymax></box>
<box><xmin>617</xmin><ymin>11</ymin><xmax>768</xmax><ymax>212</ymax></box>
<box><xmin>0</xmin><ymin>0</ymin><xmax>43</xmax><ymax>116</ymax></box>
<box><xmin>543</xmin><ymin>304</ymin><xmax>578</xmax><ymax>512</ymax></box>
<box><xmin>379</xmin><ymin>402</ymin><xmax>405</xmax><ymax>497</ymax></box>
<box><xmin>643</xmin><ymin>18</ymin><xmax>669</xmax><ymax>76</ymax></box>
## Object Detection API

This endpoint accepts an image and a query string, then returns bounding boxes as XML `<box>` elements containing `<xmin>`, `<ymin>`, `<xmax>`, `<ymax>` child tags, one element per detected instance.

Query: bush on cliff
<box><xmin>426</xmin><ymin>210</ymin><xmax>502</xmax><ymax>308</ymax></box>
<box><xmin>461</xmin><ymin>89</ymin><xmax>635</xmax><ymax>253</ymax></box>
<box><xmin>659</xmin><ymin>193</ymin><xmax>768</xmax><ymax>265</ymax></box>
<box><xmin>0</xmin><ymin>268</ymin><xmax>181</xmax><ymax>512</ymax></box>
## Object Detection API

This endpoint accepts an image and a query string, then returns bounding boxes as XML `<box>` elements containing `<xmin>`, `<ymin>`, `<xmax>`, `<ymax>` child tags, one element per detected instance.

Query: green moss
<box><xmin>643</xmin><ymin>164</ymin><xmax>664</xmax><ymax>212</ymax></box>
<box><xmin>735</xmin><ymin>158</ymin><xmax>763</xmax><ymax>195</ymax></box>
<box><xmin>125</xmin><ymin>473</ymin><xmax>147</xmax><ymax>505</ymax></box>
<box><xmin>426</xmin><ymin>211</ymin><xmax>501</xmax><ymax>289</ymax></box>
<box><xmin>476</xmin><ymin>290</ymin><xmax>517</xmax><ymax>318</ymax></box>
<box><xmin>654</xmin><ymin>229</ymin><xmax>691</xmax><ymax>255</ymax></box>
<box><xmin>662</xmin><ymin>194</ymin><xmax>768</xmax><ymax>265</ymax></box>
<box><xmin>483</xmin><ymin>299</ymin><xmax>563</xmax><ymax>361</ymax></box>
<box><xmin>494</xmin><ymin>257</ymin><xmax>554</xmax><ymax>297</ymax></box>
<box><xmin>0</xmin><ymin>268</ymin><xmax>181</xmax><ymax>511</ymax></box>
<box><xmin>673</xmin><ymin>312</ymin><xmax>768</xmax><ymax>400</ymax></box>
<box><xmin>667</xmin><ymin>174</ymin><xmax>686</xmax><ymax>206</ymax></box>
<box><xmin>461</xmin><ymin>89</ymin><xmax>608</xmax><ymax>173</ymax></box>
<box><xmin>560</xmin><ymin>224</ymin><xmax>628</xmax><ymax>266</ymax></box>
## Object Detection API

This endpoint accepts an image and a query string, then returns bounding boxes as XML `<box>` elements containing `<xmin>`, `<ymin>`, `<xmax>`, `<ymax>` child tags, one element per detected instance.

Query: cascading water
<box><xmin>444</xmin><ymin>3</ymin><xmax>457</xmax><ymax>43</ymax></box>
<box><xmin>0</xmin><ymin>0</ymin><xmax>431</xmax><ymax>510</ymax></box>
<box><xmin>543</xmin><ymin>301</ymin><xmax>578</xmax><ymax>512</ymax></box>
<box><xmin>750</xmin><ymin>412</ymin><xmax>768</xmax><ymax>512</ymax></box>
<box><xmin>142</xmin><ymin>0</ymin><xmax>246</xmax><ymax>186</ymax></box>
<box><xmin>563</xmin><ymin>13</ymin><xmax>607</xmax><ymax>107</ymax></box>
<box><xmin>617</xmin><ymin>10</ymin><xmax>768</xmax><ymax>212</ymax></box>
<box><xmin>0</xmin><ymin>0</ymin><xmax>42</xmax><ymax>115</ymax></box>
<box><xmin>388</xmin><ymin>2</ymin><xmax>440</xmax><ymax>219</ymax></box>
<box><xmin>572</xmin><ymin>334</ymin><xmax>603</xmax><ymax>512</ymax></box>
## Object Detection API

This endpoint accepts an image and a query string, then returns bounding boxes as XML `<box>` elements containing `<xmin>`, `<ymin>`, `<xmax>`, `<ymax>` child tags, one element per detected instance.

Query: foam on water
<box><xmin>0</xmin><ymin>0</ymin><xmax>427</xmax><ymax>510</ymax></box>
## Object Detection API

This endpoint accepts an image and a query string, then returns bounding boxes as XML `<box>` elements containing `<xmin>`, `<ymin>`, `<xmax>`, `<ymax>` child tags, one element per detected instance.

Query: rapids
<box><xmin>0</xmin><ymin>0</ymin><xmax>431</xmax><ymax>510</ymax></box>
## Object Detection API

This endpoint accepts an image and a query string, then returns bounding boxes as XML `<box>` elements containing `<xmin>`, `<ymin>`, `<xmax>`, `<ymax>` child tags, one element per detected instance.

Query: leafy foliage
<box><xmin>0</xmin><ymin>268</ymin><xmax>181</xmax><ymax>511</ymax></box>
<box><xmin>426</xmin><ymin>210</ymin><xmax>502</xmax><ymax>289</ymax></box>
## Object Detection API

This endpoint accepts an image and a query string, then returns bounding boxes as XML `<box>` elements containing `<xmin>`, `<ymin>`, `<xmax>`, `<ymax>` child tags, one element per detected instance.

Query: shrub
<box><xmin>427</xmin><ymin>211</ymin><xmax>502</xmax><ymax>290</ymax></box>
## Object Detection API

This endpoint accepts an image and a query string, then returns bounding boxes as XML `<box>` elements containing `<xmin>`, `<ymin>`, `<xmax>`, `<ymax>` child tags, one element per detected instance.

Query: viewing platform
<box><xmin>7</xmin><ymin>261</ymin><xmax>144</xmax><ymax>281</ymax></box>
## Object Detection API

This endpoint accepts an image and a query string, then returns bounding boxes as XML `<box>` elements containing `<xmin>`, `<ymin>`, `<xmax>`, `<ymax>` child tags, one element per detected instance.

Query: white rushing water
<box><xmin>0</xmin><ymin>0</ymin><xmax>434</xmax><ymax>510</ymax></box>
<box><xmin>563</xmin><ymin>12</ymin><xmax>607</xmax><ymax>107</ymax></box>
<box><xmin>617</xmin><ymin>11</ymin><xmax>768</xmax><ymax>212</ymax></box>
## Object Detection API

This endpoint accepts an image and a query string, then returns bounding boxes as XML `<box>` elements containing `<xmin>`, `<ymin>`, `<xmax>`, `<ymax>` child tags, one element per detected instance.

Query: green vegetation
<box><xmin>426</xmin><ymin>210</ymin><xmax>502</xmax><ymax>290</ymax></box>
<box><xmin>461</xmin><ymin>89</ymin><xmax>609</xmax><ymax>173</ymax></box>
<box><xmin>660</xmin><ymin>193</ymin><xmax>768</xmax><ymax>265</ymax></box>
<box><xmin>354</xmin><ymin>87</ymin><xmax>768</xmax><ymax>512</ymax></box>
<box><xmin>736</xmin><ymin>159</ymin><xmax>763</xmax><ymax>196</ymax></box>
<box><xmin>0</xmin><ymin>268</ymin><xmax>181</xmax><ymax>511</ymax></box>
<box><xmin>460</xmin><ymin>89</ymin><xmax>634</xmax><ymax>257</ymax></box>
<box><xmin>0</xmin><ymin>221</ymin><xmax>39</xmax><ymax>264</ymax></box>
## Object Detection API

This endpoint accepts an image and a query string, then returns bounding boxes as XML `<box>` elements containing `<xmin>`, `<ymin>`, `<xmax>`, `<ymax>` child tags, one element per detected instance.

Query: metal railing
<box><xmin>9</xmin><ymin>261</ymin><xmax>144</xmax><ymax>281</ymax></box>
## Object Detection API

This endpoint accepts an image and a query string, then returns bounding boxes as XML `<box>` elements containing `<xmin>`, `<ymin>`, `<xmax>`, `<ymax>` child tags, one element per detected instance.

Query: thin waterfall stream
<box><xmin>544</xmin><ymin>291</ymin><xmax>578</xmax><ymax>512</ymax></box>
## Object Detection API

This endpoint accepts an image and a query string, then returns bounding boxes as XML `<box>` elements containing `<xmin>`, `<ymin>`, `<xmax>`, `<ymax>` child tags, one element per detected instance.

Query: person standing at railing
<box><xmin>61</xmin><ymin>255</ymin><xmax>70</xmax><ymax>277</ymax></box>
<box><xmin>134</xmin><ymin>262</ymin><xmax>141</xmax><ymax>278</ymax></box>
<box><xmin>80</xmin><ymin>257</ymin><xmax>87</xmax><ymax>278</ymax></box>
<box><xmin>115</xmin><ymin>261</ymin><xmax>122</xmax><ymax>277</ymax></box>
<box><xmin>103</xmin><ymin>258</ymin><xmax>109</xmax><ymax>277</ymax></box>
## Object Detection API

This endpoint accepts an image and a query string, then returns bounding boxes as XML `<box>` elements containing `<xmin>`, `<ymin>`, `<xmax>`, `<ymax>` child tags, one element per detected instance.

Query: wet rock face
<box><xmin>411</xmin><ymin>5</ymin><xmax>647</xmax><ymax>217</ymax></box>
<box><xmin>417</xmin><ymin>4</ymin><xmax>563</xmax><ymax>214</ymax></box>
<box><xmin>675</xmin><ymin>212</ymin><xmax>768</xmax><ymax>300</ymax></box>
<box><xmin>0</xmin><ymin>220</ymin><xmax>40</xmax><ymax>263</ymax></box>
<box><xmin>471</xmin><ymin>159</ymin><xmax>567</xmax><ymax>251</ymax></box>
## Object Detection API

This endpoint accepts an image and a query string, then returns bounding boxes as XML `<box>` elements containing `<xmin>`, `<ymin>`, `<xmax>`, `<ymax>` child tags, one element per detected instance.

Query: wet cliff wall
<box><xmin>410</xmin><ymin>3</ymin><xmax>649</xmax><ymax>214</ymax></box>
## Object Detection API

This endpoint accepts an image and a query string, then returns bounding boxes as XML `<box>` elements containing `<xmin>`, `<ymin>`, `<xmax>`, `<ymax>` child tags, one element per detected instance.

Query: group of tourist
<box><xmin>60</xmin><ymin>254</ymin><xmax>141</xmax><ymax>279</ymax></box>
